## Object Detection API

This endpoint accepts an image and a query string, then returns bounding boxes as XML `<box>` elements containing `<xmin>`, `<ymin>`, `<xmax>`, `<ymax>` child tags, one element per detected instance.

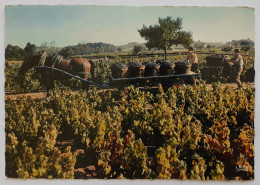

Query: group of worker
<box><xmin>186</xmin><ymin>47</ymin><xmax>243</xmax><ymax>87</ymax></box>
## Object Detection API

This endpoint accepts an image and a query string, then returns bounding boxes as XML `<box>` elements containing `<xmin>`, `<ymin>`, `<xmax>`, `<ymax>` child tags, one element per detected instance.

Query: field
<box><xmin>5</xmin><ymin>52</ymin><xmax>255</xmax><ymax>180</ymax></box>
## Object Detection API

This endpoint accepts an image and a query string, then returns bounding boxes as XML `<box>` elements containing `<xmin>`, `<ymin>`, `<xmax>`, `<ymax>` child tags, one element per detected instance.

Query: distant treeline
<box><xmin>5</xmin><ymin>42</ymin><xmax>117</xmax><ymax>61</ymax></box>
<box><xmin>67</xmin><ymin>42</ymin><xmax>117</xmax><ymax>55</ymax></box>
<box><xmin>5</xmin><ymin>42</ymin><xmax>45</xmax><ymax>61</ymax></box>
<box><xmin>5</xmin><ymin>44</ymin><xmax>26</xmax><ymax>61</ymax></box>
<box><xmin>5</xmin><ymin>38</ymin><xmax>254</xmax><ymax>61</ymax></box>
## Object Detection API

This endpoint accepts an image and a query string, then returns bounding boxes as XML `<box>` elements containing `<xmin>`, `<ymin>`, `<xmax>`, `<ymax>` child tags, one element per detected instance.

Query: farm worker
<box><xmin>226</xmin><ymin>49</ymin><xmax>243</xmax><ymax>87</ymax></box>
<box><xmin>187</xmin><ymin>47</ymin><xmax>199</xmax><ymax>73</ymax></box>
<box><xmin>186</xmin><ymin>47</ymin><xmax>199</xmax><ymax>85</ymax></box>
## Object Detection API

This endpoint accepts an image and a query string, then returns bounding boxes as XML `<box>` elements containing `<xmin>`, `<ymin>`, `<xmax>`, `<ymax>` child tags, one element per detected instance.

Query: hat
<box><xmin>234</xmin><ymin>49</ymin><xmax>240</xmax><ymax>53</ymax></box>
<box><xmin>188</xmin><ymin>47</ymin><xmax>194</xmax><ymax>51</ymax></box>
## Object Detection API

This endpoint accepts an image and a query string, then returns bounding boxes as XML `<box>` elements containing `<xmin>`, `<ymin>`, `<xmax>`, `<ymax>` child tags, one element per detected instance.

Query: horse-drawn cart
<box><xmin>34</xmin><ymin>66</ymin><xmax>200</xmax><ymax>90</ymax></box>
<box><xmin>108</xmin><ymin>73</ymin><xmax>199</xmax><ymax>89</ymax></box>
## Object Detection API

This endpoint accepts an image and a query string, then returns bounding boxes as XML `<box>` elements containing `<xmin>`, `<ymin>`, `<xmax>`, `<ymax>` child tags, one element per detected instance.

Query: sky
<box><xmin>5</xmin><ymin>6</ymin><xmax>255</xmax><ymax>48</ymax></box>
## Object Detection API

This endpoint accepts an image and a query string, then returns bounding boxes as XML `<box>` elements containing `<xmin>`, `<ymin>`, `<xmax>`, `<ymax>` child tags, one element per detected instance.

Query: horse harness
<box><xmin>38</xmin><ymin>52</ymin><xmax>48</xmax><ymax>66</ymax></box>
<box><xmin>50</xmin><ymin>54</ymin><xmax>63</xmax><ymax>68</ymax></box>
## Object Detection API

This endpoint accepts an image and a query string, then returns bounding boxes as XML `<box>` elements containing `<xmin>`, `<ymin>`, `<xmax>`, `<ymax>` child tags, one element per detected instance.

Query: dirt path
<box><xmin>5</xmin><ymin>83</ymin><xmax>255</xmax><ymax>101</ymax></box>
<box><xmin>5</xmin><ymin>92</ymin><xmax>47</xmax><ymax>100</ymax></box>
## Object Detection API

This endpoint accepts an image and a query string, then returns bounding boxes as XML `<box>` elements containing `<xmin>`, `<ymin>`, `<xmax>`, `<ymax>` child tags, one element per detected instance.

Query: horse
<box><xmin>18</xmin><ymin>51</ymin><xmax>95</xmax><ymax>95</ymax></box>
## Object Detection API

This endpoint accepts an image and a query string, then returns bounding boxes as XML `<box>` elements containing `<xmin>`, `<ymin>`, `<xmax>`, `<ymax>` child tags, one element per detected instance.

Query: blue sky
<box><xmin>5</xmin><ymin>6</ymin><xmax>255</xmax><ymax>48</ymax></box>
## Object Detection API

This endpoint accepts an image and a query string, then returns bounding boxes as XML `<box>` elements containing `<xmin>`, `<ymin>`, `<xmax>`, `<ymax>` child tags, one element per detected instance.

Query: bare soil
<box><xmin>5</xmin><ymin>92</ymin><xmax>47</xmax><ymax>100</ymax></box>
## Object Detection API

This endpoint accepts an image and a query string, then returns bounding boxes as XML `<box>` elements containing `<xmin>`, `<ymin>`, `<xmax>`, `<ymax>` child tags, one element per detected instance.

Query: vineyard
<box><xmin>5</xmin><ymin>52</ymin><xmax>255</xmax><ymax>180</ymax></box>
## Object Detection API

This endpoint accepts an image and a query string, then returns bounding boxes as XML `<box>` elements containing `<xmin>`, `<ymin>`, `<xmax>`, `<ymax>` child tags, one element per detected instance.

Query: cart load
<box><xmin>174</xmin><ymin>61</ymin><xmax>192</xmax><ymax>74</ymax></box>
<box><xmin>127</xmin><ymin>62</ymin><xmax>146</xmax><ymax>77</ymax></box>
<box><xmin>205</xmin><ymin>55</ymin><xmax>225</xmax><ymax>66</ymax></box>
<box><xmin>156</xmin><ymin>60</ymin><xmax>175</xmax><ymax>75</ymax></box>
<box><xmin>110</xmin><ymin>62</ymin><xmax>128</xmax><ymax>79</ymax></box>
<box><xmin>142</xmin><ymin>62</ymin><xmax>160</xmax><ymax>77</ymax></box>
<box><xmin>35</xmin><ymin>62</ymin><xmax>200</xmax><ymax>91</ymax></box>
<box><xmin>202</xmin><ymin>55</ymin><xmax>231</xmax><ymax>83</ymax></box>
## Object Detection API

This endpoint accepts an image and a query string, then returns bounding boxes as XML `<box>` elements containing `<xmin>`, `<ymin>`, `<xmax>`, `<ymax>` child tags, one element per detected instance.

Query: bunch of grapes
<box><xmin>110</xmin><ymin>62</ymin><xmax>128</xmax><ymax>79</ymax></box>
<box><xmin>142</xmin><ymin>62</ymin><xmax>160</xmax><ymax>77</ymax></box>
<box><xmin>156</xmin><ymin>60</ymin><xmax>175</xmax><ymax>75</ymax></box>
<box><xmin>174</xmin><ymin>61</ymin><xmax>191</xmax><ymax>74</ymax></box>
<box><xmin>127</xmin><ymin>62</ymin><xmax>145</xmax><ymax>77</ymax></box>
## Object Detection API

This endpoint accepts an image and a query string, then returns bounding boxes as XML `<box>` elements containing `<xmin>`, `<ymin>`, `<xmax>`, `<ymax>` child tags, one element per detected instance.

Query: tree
<box><xmin>24</xmin><ymin>42</ymin><xmax>36</xmax><ymax>56</ymax></box>
<box><xmin>138</xmin><ymin>16</ymin><xmax>193</xmax><ymax>60</ymax></box>
<box><xmin>240</xmin><ymin>40</ymin><xmax>250</xmax><ymax>47</ymax></box>
<box><xmin>240</xmin><ymin>39</ymin><xmax>254</xmax><ymax>47</ymax></box>
<box><xmin>59</xmin><ymin>47</ymin><xmax>74</xmax><ymax>58</ymax></box>
<box><xmin>5</xmin><ymin>44</ymin><xmax>25</xmax><ymax>60</ymax></box>
<box><xmin>207</xmin><ymin>45</ymin><xmax>212</xmax><ymax>50</ymax></box>
<box><xmin>241</xmin><ymin>45</ymin><xmax>251</xmax><ymax>52</ymax></box>
<box><xmin>132</xmin><ymin>45</ymin><xmax>142</xmax><ymax>55</ymax></box>
<box><xmin>221</xmin><ymin>46</ymin><xmax>232</xmax><ymax>53</ymax></box>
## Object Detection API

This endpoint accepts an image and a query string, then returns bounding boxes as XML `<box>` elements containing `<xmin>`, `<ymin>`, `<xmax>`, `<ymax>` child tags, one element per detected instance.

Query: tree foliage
<box><xmin>241</xmin><ymin>46</ymin><xmax>251</xmax><ymax>52</ymax></box>
<box><xmin>240</xmin><ymin>39</ymin><xmax>253</xmax><ymax>52</ymax></box>
<box><xmin>222</xmin><ymin>46</ymin><xmax>233</xmax><ymax>53</ymax></box>
<box><xmin>59</xmin><ymin>47</ymin><xmax>74</xmax><ymax>58</ymax></box>
<box><xmin>24</xmin><ymin>42</ymin><xmax>36</xmax><ymax>56</ymax></box>
<box><xmin>230</xmin><ymin>39</ymin><xmax>254</xmax><ymax>47</ymax></box>
<box><xmin>68</xmin><ymin>42</ymin><xmax>116</xmax><ymax>55</ymax></box>
<box><xmin>132</xmin><ymin>45</ymin><xmax>142</xmax><ymax>55</ymax></box>
<box><xmin>5</xmin><ymin>44</ymin><xmax>25</xmax><ymax>60</ymax></box>
<box><xmin>138</xmin><ymin>16</ymin><xmax>193</xmax><ymax>60</ymax></box>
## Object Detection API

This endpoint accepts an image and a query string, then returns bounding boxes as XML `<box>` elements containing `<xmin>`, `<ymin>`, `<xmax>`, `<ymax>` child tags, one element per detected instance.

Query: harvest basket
<box><xmin>143</xmin><ymin>62</ymin><xmax>161</xmax><ymax>77</ymax></box>
<box><xmin>110</xmin><ymin>63</ymin><xmax>128</xmax><ymax>79</ymax></box>
<box><xmin>206</xmin><ymin>55</ymin><xmax>224</xmax><ymax>67</ymax></box>
<box><xmin>127</xmin><ymin>62</ymin><xmax>146</xmax><ymax>77</ymax></box>
<box><xmin>156</xmin><ymin>60</ymin><xmax>175</xmax><ymax>76</ymax></box>
<box><xmin>174</xmin><ymin>61</ymin><xmax>191</xmax><ymax>74</ymax></box>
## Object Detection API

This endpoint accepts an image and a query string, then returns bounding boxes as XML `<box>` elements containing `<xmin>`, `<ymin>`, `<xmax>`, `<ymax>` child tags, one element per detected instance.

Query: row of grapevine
<box><xmin>5</xmin><ymin>82</ymin><xmax>254</xmax><ymax>179</ymax></box>
<box><xmin>5</xmin><ymin>97</ymin><xmax>77</xmax><ymax>178</ymax></box>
